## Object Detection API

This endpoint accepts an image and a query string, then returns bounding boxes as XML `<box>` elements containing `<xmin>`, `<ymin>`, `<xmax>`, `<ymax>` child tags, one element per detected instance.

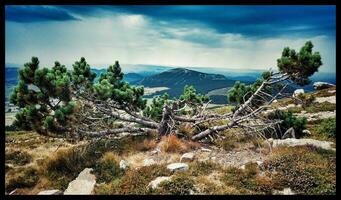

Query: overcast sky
<box><xmin>5</xmin><ymin>5</ymin><xmax>336</xmax><ymax>73</ymax></box>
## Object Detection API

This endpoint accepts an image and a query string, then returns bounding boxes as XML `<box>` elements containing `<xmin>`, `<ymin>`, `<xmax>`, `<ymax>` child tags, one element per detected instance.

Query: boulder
<box><xmin>64</xmin><ymin>168</ymin><xmax>96</xmax><ymax>195</ymax></box>
<box><xmin>201</xmin><ymin>147</ymin><xmax>212</xmax><ymax>152</ymax></box>
<box><xmin>273</xmin><ymin>188</ymin><xmax>295</xmax><ymax>195</ymax></box>
<box><xmin>143</xmin><ymin>158</ymin><xmax>156</xmax><ymax>166</ymax></box>
<box><xmin>272</xmin><ymin>138</ymin><xmax>335</xmax><ymax>151</ymax></box>
<box><xmin>293</xmin><ymin>89</ymin><xmax>304</xmax><ymax>97</ymax></box>
<box><xmin>148</xmin><ymin>176</ymin><xmax>172</xmax><ymax>189</ymax></box>
<box><xmin>302</xmin><ymin>129</ymin><xmax>311</xmax><ymax>135</ymax></box>
<box><xmin>119</xmin><ymin>160</ymin><xmax>129</xmax><ymax>170</ymax></box>
<box><xmin>180</xmin><ymin>152</ymin><xmax>195</xmax><ymax>162</ymax></box>
<box><xmin>313</xmin><ymin>82</ymin><xmax>335</xmax><ymax>90</ymax></box>
<box><xmin>167</xmin><ymin>163</ymin><xmax>189</xmax><ymax>172</ymax></box>
<box><xmin>38</xmin><ymin>190</ymin><xmax>63</xmax><ymax>195</ymax></box>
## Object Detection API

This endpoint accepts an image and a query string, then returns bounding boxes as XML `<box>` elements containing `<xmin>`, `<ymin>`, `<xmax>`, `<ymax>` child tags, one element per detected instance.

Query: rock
<box><xmin>148</xmin><ymin>176</ymin><xmax>172</xmax><ymax>189</ymax></box>
<box><xmin>273</xmin><ymin>188</ymin><xmax>295</xmax><ymax>195</ymax></box>
<box><xmin>119</xmin><ymin>160</ymin><xmax>129</xmax><ymax>170</ymax></box>
<box><xmin>293</xmin><ymin>89</ymin><xmax>304</xmax><ymax>97</ymax></box>
<box><xmin>313</xmin><ymin>82</ymin><xmax>335</xmax><ymax>90</ymax></box>
<box><xmin>256</xmin><ymin>161</ymin><xmax>263</xmax><ymax>166</ymax></box>
<box><xmin>38</xmin><ymin>190</ymin><xmax>63</xmax><ymax>195</ymax></box>
<box><xmin>180</xmin><ymin>152</ymin><xmax>195</xmax><ymax>162</ymax></box>
<box><xmin>64</xmin><ymin>168</ymin><xmax>96</xmax><ymax>195</ymax></box>
<box><xmin>302</xmin><ymin>129</ymin><xmax>311</xmax><ymax>135</ymax></box>
<box><xmin>328</xmin><ymin>90</ymin><xmax>336</xmax><ymax>94</ymax></box>
<box><xmin>143</xmin><ymin>158</ymin><xmax>156</xmax><ymax>166</ymax></box>
<box><xmin>315</xmin><ymin>96</ymin><xmax>336</xmax><ymax>104</ymax></box>
<box><xmin>273</xmin><ymin>99</ymin><xmax>278</xmax><ymax>103</ymax></box>
<box><xmin>272</xmin><ymin>138</ymin><xmax>335</xmax><ymax>151</ymax></box>
<box><xmin>239</xmin><ymin>165</ymin><xmax>245</xmax><ymax>170</ymax></box>
<box><xmin>167</xmin><ymin>163</ymin><xmax>189</xmax><ymax>172</ymax></box>
<box><xmin>201</xmin><ymin>147</ymin><xmax>212</xmax><ymax>152</ymax></box>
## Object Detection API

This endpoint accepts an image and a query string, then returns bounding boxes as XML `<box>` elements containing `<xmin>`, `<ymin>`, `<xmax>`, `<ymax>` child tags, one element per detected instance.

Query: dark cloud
<box><xmin>5</xmin><ymin>5</ymin><xmax>335</xmax><ymax>39</ymax></box>
<box><xmin>5</xmin><ymin>6</ymin><xmax>79</xmax><ymax>23</ymax></box>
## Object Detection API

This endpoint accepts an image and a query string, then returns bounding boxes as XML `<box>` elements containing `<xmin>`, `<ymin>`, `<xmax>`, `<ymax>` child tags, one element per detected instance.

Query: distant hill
<box><xmin>124</xmin><ymin>73</ymin><xmax>145</xmax><ymax>84</ymax></box>
<box><xmin>137</xmin><ymin>68</ymin><xmax>236</xmax><ymax>98</ymax></box>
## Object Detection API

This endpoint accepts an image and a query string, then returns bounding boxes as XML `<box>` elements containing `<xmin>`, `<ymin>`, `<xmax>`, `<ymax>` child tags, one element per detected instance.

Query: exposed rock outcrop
<box><xmin>64</xmin><ymin>168</ymin><xmax>96</xmax><ymax>195</ymax></box>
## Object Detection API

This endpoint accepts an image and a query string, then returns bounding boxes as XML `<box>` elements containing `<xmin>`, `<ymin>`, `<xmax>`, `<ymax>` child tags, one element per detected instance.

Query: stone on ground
<box><xmin>313</xmin><ymin>82</ymin><xmax>335</xmax><ymax>90</ymax></box>
<box><xmin>148</xmin><ymin>176</ymin><xmax>172</xmax><ymax>189</ymax></box>
<box><xmin>272</xmin><ymin>138</ymin><xmax>335</xmax><ymax>151</ymax></box>
<box><xmin>180</xmin><ymin>152</ymin><xmax>195</xmax><ymax>162</ymax></box>
<box><xmin>293</xmin><ymin>89</ymin><xmax>304</xmax><ymax>97</ymax></box>
<box><xmin>38</xmin><ymin>190</ymin><xmax>63</xmax><ymax>195</ymax></box>
<box><xmin>64</xmin><ymin>168</ymin><xmax>96</xmax><ymax>195</ymax></box>
<box><xmin>167</xmin><ymin>163</ymin><xmax>189</xmax><ymax>172</ymax></box>
<box><xmin>143</xmin><ymin>158</ymin><xmax>156</xmax><ymax>166</ymax></box>
<box><xmin>273</xmin><ymin>188</ymin><xmax>295</xmax><ymax>195</ymax></box>
<box><xmin>119</xmin><ymin>160</ymin><xmax>129</xmax><ymax>170</ymax></box>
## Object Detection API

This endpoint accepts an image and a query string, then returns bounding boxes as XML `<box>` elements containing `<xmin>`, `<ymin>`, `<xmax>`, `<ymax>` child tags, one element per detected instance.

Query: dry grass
<box><xmin>158</xmin><ymin>135</ymin><xmax>188</xmax><ymax>153</ymax></box>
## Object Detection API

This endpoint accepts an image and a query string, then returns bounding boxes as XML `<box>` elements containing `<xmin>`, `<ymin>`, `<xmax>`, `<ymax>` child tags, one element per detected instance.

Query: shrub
<box><xmin>189</xmin><ymin>161</ymin><xmax>219</xmax><ymax>176</ymax></box>
<box><xmin>263</xmin><ymin>146</ymin><xmax>336</xmax><ymax>194</ymax></box>
<box><xmin>134</xmin><ymin>139</ymin><xmax>157</xmax><ymax>151</ymax></box>
<box><xmin>5</xmin><ymin>150</ymin><xmax>32</xmax><ymax>165</ymax></box>
<box><xmin>6</xmin><ymin>166</ymin><xmax>39</xmax><ymax>192</ymax></box>
<box><xmin>296</xmin><ymin>93</ymin><xmax>316</xmax><ymax>108</ymax></box>
<box><xmin>178</xmin><ymin>123</ymin><xmax>196</xmax><ymax>138</ymax></box>
<box><xmin>158</xmin><ymin>135</ymin><xmax>188</xmax><ymax>153</ymax></box>
<box><xmin>157</xmin><ymin>173</ymin><xmax>197</xmax><ymax>195</ymax></box>
<box><xmin>267</xmin><ymin>110</ymin><xmax>307</xmax><ymax>138</ymax></box>
<box><xmin>316</xmin><ymin>118</ymin><xmax>336</xmax><ymax>138</ymax></box>
<box><xmin>93</xmin><ymin>152</ymin><xmax>123</xmax><ymax>183</ymax></box>
<box><xmin>113</xmin><ymin>164</ymin><xmax>171</xmax><ymax>194</ymax></box>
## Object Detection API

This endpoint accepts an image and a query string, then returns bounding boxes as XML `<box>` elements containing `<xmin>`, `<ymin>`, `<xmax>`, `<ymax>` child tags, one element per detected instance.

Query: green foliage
<box><xmin>296</xmin><ymin>93</ymin><xmax>316</xmax><ymax>108</ymax></box>
<box><xmin>277</xmin><ymin>41</ymin><xmax>322</xmax><ymax>86</ymax></box>
<box><xmin>94</xmin><ymin>61</ymin><xmax>146</xmax><ymax>110</ymax></box>
<box><xmin>316</xmin><ymin>118</ymin><xmax>336</xmax><ymax>138</ymax></box>
<box><xmin>267</xmin><ymin>110</ymin><xmax>307</xmax><ymax>138</ymax></box>
<box><xmin>179</xmin><ymin>85</ymin><xmax>209</xmax><ymax>106</ymax></box>
<box><xmin>264</xmin><ymin>146</ymin><xmax>336</xmax><ymax>194</ymax></box>
<box><xmin>143</xmin><ymin>93</ymin><xmax>170</xmax><ymax>121</ymax></box>
<box><xmin>71</xmin><ymin>57</ymin><xmax>96</xmax><ymax>89</ymax></box>
<box><xmin>228</xmin><ymin>71</ymin><xmax>269</xmax><ymax>105</ymax></box>
<box><xmin>93</xmin><ymin>153</ymin><xmax>124</xmax><ymax>183</ymax></box>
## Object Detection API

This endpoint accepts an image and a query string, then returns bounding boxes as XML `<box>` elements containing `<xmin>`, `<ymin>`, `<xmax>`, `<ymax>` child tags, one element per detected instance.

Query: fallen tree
<box><xmin>10</xmin><ymin>41</ymin><xmax>322</xmax><ymax>142</ymax></box>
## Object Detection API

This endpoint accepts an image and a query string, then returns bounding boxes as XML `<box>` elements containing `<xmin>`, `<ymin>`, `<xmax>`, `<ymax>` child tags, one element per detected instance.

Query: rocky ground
<box><xmin>5</xmin><ymin>86</ymin><xmax>336</xmax><ymax>195</ymax></box>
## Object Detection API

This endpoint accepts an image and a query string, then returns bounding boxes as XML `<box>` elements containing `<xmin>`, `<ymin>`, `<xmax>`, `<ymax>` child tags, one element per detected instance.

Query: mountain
<box><xmin>137</xmin><ymin>68</ymin><xmax>236</xmax><ymax>98</ymax></box>
<box><xmin>124</xmin><ymin>73</ymin><xmax>145</xmax><ymax>84</ymax></box>
<box><xmin>5</xmin><ymin>68</ymin><xmax>20</xmax><ymax>102</ymax></box>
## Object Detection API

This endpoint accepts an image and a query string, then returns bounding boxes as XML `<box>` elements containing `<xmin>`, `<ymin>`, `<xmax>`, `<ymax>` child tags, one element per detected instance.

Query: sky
<box><xmin>5</xmin><ymin>5</ymin><xmax>336</xmax><ymax>73</ymax></box>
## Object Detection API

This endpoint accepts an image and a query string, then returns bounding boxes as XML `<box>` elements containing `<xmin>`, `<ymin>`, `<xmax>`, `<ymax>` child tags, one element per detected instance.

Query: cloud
<box><xmin>5</xmin><ymin>6</ymin><xmax>79</xmax><ymax>23</ymax></box>
<box><xmin>5</xmin><ymin>6</ymin><xmax>336</xmax><ymax>74</ymax></box>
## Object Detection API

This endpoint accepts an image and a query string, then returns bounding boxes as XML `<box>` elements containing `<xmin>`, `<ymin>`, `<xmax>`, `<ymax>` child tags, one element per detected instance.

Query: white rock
<box><xmin>143</xmin><ymin>158</ymin><xmax>156</xmax><ymax>166</ymax></box>
<box><xmin>119</xmin><ymin>160</ymin><xmax>129</xmax><ymax>170</ymax></box>
<box><xmin>64</xmin><ymin>168</ymin><xmax>96</xmax><ymax>195</ymax></box>
<box><xmin>201</xmin><ymin>147</ymin><xmax>212</xmax><ymax>152</ymax></box>
<box><xmin>38</xmin><ymin>190</ymin><xmax>63</xmax><ymax>195</ymax></box>
<box><xmin>313</xmin><ymin>82</ymin><xmax>335</xmax><ymax>90</ymax></box>
<box><xmin>293</xmin><ymin>89</ymin><xmax>304</xmax><ymax>97</ymax></box>
<box><xmin>239</xmin><ymin>165</ymin><xmax>246</xmax><ymax>170</ymax></box>
<box><xmin>328</xmin><ymin>90</ymin><xmax>336</xmax><ymax>94</ymax></box>
<box><xmin>302</xmin><ymin>129</ymin><xmax>311</xmax><ymax>135</ymax></box>
<box><xmin>273</xmin><ymin>188</ymin><xmax>295</xmax><ymax>195</ymax></box>
<box><xmin>272</xmin><ymin>138</ymin><xmax>335</xmax><ymax>151</ymax></box>
<box><xmin>167</xmin><ymin>163</ymin><xmax>189</xmax><ymax>172</ymax></box>
<box><xmin>180</xmin><ymin>152</ymin><xmax>195</xmax><ymax>162</ymax></box>
<box><xmin>256</xmin><ymin>161</ymin><xmax>263</xmax><ymax>166</ymax></box>
<box><xmin>148</xmin><ymin>176</ymin><xmax>172</xmax><ymax>189</ymax></box>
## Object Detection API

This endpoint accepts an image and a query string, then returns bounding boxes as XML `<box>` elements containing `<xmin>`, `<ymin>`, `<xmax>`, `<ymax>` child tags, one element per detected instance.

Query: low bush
<box><xmin>156</xmin><ymin>173</ymin><xmax>197</xmax><ymax>195</ymax></box>
<box><xmin>316</xmin><ymin>118</ymin><xmax>336</xmax><ymax>138</ymax></box>
<box><xmin>158</xmin><ymin>135</ymin><xmax>188</xmax><ymax>153</ymax></box>
<box><xmin>5</xmin><ymin>150</ymin><xmax>32</xmax><ymax>165</ymax></box>
<box><xmin>6</xmin><ymin>166</ymin><xmax>39</xmax><ymax>192</ymax></box>
<box><xmin>189</xmin><ymin>161</ymin><xmax>219</xmax><ymax>176</ymax></box>
<box><xmin>263</xmin><ymin>146</ymin><xmax>336</xmax><ymax>194</ymax></box>
<box><xmin>267</xmin><ymin>110</ymin><xmax>307</xmax><ymax>138</ymax></box>
<box><xmin>93</xmin><ymin>152</ymin><xmax>124</xmax><ymax>183</ymax></box>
